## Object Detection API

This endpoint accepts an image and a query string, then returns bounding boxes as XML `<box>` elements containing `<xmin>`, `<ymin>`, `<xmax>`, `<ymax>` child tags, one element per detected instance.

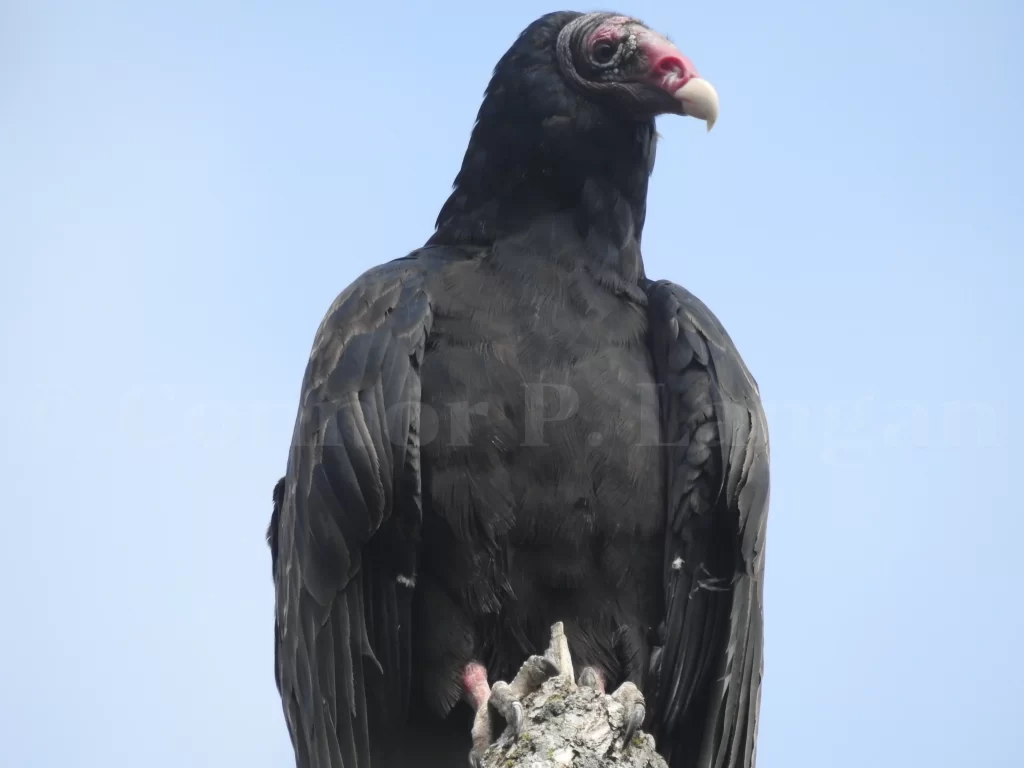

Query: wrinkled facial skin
<box><xmin>556</xmin><ymin>13</ymin><xmax>718</xmax><ymax>127</ymax></box>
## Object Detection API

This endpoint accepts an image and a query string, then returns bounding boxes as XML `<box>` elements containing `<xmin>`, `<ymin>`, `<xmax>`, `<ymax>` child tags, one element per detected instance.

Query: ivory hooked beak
<box><xmin>674</xmin><ymin>77</ymin><xmax>719</xmax><ymax>131</ymax></box>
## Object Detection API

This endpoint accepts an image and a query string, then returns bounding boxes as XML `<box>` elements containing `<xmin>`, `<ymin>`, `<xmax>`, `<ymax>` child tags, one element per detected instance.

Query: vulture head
<box><xmin>552</xmin><ymin>11</ymin><xmax>718</xmax><ymax>127</ymax></box>
<box><xmin>433</xmin><ymin>11</ymin><xmax>717</xmax><ymax>245</ymax></box>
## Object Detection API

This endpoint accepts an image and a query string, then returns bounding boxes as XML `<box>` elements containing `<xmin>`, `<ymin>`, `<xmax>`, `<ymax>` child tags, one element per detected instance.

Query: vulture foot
<box><xmin>578</xmin><ymin>666</ymin><xmax>646</xmax><ymax>746</ymax></box>
<box><xmin>468</xmin><ymin>655</ymin><xmax>560</xmax><ymax>768</ymax></box>
<box><xmin>578</xmin><ymin>665</ymin><xmax>605</xmax><ymax>692</ymax></box>
<box><xmin>611</xmin><ymin>681</ymin><xmax>646</xmax><ymax>746</ymax></box>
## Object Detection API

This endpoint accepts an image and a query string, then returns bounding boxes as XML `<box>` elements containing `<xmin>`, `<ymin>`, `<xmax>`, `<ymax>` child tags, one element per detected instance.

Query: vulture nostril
<box><xmin>653</xmin><ymin>56</ymin><xmax>684</xmax><ymax>77</ymax></box>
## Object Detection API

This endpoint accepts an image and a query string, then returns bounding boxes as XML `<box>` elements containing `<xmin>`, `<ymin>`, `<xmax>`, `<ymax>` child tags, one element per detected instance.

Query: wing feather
<box><xmin>646</xmin><ymin>280</ymin><xmax>770</xmax><ymax>768</ymax></box>
<box><xmin>269</xmin><ymin>256</ymin><xmax>437</xmax><ymax>768</ymax></box>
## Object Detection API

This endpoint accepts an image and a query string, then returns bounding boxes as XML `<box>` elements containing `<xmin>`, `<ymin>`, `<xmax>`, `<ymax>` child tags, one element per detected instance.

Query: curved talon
<box><xmin>623</xmin><ymin>701</ymin><xmax>646</xmax><ymax>745</ymax></box>
<box><xmin>610</xmin><ymin>681</ymin><xmax>647</xmax><ymax>746</ymax></box>
<box><xmin>511</xmin><ymin>701</ymin><xmax>524</xmax><ymax>733</ymax></box>
<box><xmin>579</xmin><ymin>666</ymin><xmax>602</xmax><ymax>690</ymax></box>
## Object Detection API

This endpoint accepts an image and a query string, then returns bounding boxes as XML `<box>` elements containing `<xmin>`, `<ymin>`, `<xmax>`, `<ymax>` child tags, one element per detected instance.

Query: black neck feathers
<box><xmin>427</xmin><ymin>12</ymin><xmax>658</xmax><ymax>256</ymax></box>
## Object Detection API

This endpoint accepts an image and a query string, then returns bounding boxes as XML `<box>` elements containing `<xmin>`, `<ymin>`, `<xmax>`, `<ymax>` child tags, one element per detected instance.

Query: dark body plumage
<box><xmin>268</xmin><ymin>11</ymin><xmax>769</xmax><ymax>768</ymax></box>
<box><xmin>415</xmin><ymin>210</ymin><xmax>665</xmax><ymax>699</ymax></box>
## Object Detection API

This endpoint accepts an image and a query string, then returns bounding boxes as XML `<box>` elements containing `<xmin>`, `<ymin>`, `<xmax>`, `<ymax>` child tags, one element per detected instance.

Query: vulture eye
<box><xmin>592</xmin><ymin>41</ymin><xmax>618</xmax><ymax>64</ymax></box>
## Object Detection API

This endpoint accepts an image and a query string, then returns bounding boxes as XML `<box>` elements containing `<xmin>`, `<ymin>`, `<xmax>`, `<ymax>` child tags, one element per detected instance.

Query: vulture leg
<box><xmin>467</xmin><ymin>656</ymin><xmax>560</xmax><ymax>767</ymax></box>
<box><xmin>579</xmin><ymin>667</ymin><xmax>647</xmax><ymax>747</ymax></box>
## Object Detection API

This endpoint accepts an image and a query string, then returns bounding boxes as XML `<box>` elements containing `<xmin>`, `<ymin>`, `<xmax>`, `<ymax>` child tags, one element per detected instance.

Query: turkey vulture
<box><xmin>267</xmin><ymin>10</ymin><xmax>769</xmax><ymax>768</ymax></box>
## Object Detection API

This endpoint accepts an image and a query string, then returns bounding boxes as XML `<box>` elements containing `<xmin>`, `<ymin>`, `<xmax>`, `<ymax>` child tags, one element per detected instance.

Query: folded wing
<box><xmin>270</xmin><ymin>256</ymin><xmax>434</xmax><ymax>768</ymax></box>
<box><xmin>645</xmin><ymin>280</ymin><xmax>770</xmax><ymax>768</ymax></box>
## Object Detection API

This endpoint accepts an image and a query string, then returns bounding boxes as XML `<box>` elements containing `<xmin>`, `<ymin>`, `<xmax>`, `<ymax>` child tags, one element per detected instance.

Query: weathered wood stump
<box><xmin>479</xmin><ymin>623</ymin><xmax>667</xmax><ymax>768</ymax></box>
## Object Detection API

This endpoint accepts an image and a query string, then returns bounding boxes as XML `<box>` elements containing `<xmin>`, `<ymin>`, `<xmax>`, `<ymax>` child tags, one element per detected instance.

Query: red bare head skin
<box><xmin>559</xmin><ymin>13</ymin><xmax>719</xmax><ymax>128</ymax></box>
<box><xmin>587</xmin><ymin>16</ymin><xmax>700</xmax><ymax>96</ymax></box>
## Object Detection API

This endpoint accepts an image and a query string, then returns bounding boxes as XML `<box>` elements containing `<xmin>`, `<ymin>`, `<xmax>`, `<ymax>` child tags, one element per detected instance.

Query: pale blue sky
<box><xmin>2</xmin><ymin>1</ymin><xmax>1021</xmax><ymax>766</ymax></box>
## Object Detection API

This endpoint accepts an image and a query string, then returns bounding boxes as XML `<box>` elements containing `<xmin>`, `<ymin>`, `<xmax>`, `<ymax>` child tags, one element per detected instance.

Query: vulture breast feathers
<box><xmin>268</xmin><ymin>11</ymin><xmax>769</xmax><ymax>768</ymax></box>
